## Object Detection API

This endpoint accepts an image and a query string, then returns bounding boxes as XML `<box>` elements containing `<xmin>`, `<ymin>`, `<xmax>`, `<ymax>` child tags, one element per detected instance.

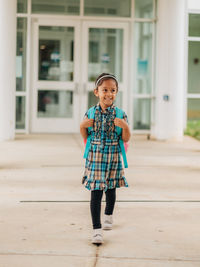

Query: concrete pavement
<box><xmin>0</xmin><ymin>134</ymin><xmax>200</xmax><ymax>266</ymax></box>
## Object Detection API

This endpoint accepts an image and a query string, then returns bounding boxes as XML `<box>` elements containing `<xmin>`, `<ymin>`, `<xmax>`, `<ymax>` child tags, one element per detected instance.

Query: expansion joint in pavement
<box><xmin>93</xmin><ymin>246</ymin><xmax>100</xmax><ymax>267</ymax></box>
<box><xmin>20</xmin><ymin>200</ymin><xmax>200</xmax><ymax>203</ymax></box>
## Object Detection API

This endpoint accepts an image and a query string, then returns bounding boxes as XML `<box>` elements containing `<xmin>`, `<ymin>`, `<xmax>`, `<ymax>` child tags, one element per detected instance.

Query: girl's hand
<box><xmin>80</xmin><ymin>118</ymin><xmax>94</xmax><ymax>129</ymax></box>
<box><xmin>114</xmin><ymin>118</ymin><xmax>128</xmax><ymax>129</ymax></box>
<box><xmin>114</xmin><ymin>118</ymin><xmax>131</xmax><ymax>142</ymax></box>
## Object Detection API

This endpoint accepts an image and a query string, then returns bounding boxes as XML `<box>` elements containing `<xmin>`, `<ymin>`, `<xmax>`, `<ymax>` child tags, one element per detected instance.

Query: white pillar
<box><xmin>153</xmin><ymin>0</ymin><xmax>187</xmax><ymax>141</ymax></box>
<box><xmin>0</xmin><ymin>0</ymin><xmax>17</xmax><ymax>141</ymax></box>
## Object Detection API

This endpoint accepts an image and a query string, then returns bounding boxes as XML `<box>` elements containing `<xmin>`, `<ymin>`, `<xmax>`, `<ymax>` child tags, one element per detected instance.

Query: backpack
<box><xmin>83</xmin><ymin>106</ymin><xmax>128</xmax><ymax>168</ymax></box>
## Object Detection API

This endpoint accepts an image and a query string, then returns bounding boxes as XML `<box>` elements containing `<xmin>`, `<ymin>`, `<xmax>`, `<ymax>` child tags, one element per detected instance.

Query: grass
<box><xmin>184</xmin><ymin>120</ymin><xmax>200</xmax><ymax>141</ymax></box>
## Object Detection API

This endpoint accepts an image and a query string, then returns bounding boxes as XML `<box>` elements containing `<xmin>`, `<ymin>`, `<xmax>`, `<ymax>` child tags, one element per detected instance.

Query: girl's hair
<box><xmin>95</xmin><ymin>73</ymin><xmax>118</xmax><ymax>90</ymax></box>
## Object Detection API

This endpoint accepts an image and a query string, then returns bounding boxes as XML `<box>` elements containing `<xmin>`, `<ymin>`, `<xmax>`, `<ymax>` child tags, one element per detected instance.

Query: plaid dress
<box><xmin>82</xmin><ymin>103</ymin><xmax>129</xmax><ymax>191</ymax></box>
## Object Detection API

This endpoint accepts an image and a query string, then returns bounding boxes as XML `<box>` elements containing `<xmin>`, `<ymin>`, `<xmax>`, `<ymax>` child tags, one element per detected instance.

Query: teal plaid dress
<box><xmin>82</xmin><ymin>103</ymin><xmax>129</xmax><ymax>191</ymax></box>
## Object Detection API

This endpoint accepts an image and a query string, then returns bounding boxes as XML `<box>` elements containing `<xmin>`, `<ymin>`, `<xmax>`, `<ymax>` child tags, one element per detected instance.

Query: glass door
<box><xmin>81</xmin><ymin>21</ymin><xmax>129</xmax><ymax>115</ymax></box>
<box><xmin>31</xmin><ymin>19</ymin><xmax>80</xmax><ymax>133</ymax></box>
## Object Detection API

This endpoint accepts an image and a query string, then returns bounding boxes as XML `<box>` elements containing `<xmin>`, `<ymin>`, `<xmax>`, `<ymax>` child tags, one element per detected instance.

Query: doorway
<box><xmin>31</xmin><ymin>18</ymin><xmax>129</xmax><ymax>133</ymax></box>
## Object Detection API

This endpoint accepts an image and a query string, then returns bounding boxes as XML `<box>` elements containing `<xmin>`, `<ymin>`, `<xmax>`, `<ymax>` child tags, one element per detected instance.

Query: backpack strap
<box><xmin>115</xmin><ymin>107</ymin><xmax>128</xmax><ymax>168</ymax></box>
<box><xmin>115</xmin><ymin>107</ymin><xmax>123</xmax><ymax>135</ymax></box>
<box><xmin>87</xmin><ymin>106</ymin><xmax>96</xmax><ymax>131</ymax></box>
<box><xmin>83</xmin><ymin>106</ymin><xmax>96</xmax><ymax>159</ymax></box>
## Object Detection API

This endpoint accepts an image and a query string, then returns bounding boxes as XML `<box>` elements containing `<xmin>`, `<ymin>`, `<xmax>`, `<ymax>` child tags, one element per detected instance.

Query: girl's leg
<box><xmin>105</xmin><ymin>188</ymin><xmax>116</xmax><ymax>215</ymax></box>
<box><xmin>90</xmin><ymin>190</ymin><xmax>103</xmax><ymax>229</ymax></box>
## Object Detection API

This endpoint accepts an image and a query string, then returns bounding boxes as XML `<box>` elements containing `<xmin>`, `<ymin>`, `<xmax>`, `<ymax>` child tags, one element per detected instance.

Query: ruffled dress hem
<box><xmin>82</xmin><ymin>176</ymin><xmax>129</xmax><ymax>192</ymax></box>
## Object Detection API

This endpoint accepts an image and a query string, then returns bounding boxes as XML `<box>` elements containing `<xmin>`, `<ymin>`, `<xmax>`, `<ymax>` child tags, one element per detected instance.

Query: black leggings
<box><xmin>90</xmin><ymin>188</ymin><xmax>116</xmax><ymax>229</ymax></box>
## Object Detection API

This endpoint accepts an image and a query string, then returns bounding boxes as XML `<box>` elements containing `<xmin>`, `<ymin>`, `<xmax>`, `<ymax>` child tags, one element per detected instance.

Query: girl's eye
<box><xmin>112</xmin><ymin>89</ymin><xmax>116</xmax><ymax>93</ymax></box>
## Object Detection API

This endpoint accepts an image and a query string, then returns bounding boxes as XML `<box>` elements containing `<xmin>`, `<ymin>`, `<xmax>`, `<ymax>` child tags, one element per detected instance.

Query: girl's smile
<box><xmin>94</xmin><ymin>79</ymin><xmax>117</xmax><ymax>111</ymax></box>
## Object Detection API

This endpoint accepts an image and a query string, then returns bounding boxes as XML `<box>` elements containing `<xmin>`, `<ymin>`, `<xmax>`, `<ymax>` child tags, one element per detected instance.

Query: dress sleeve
<box><xmin>123</xmin><ymin>111</ymin><xmax>129</xmax><ymax>124</ymax></box>
<box><xmin>83</xmin><ymin>111</ymin><xmax>88</xmax><ymax>120</ymax></box>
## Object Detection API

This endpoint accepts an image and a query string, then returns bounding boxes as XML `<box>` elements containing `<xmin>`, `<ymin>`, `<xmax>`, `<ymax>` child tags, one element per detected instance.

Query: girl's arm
<box><xmin>121</xmin><ymin>122</ymin><xmax>131</xmax><ymax>142</ymax></box>
<box><xmin>114</xmin><ymin>118</ymin><xmax>131</xmax><ymax>143</ymax></box>
<box><xmin>80</xmin><ymin>119</ymin><xmax>94</xmax><ymax>139</ymax></box>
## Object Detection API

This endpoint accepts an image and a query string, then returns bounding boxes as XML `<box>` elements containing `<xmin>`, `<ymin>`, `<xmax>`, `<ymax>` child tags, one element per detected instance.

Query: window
<box><xmin>32</xmin><ymin>0</ymin><xmax>80</xmax><ymax>15</ymax></box>
<box><xmin>133</xmin><ymin>22</ymin><xmax>154</xmax><ymax>130</ymax></box>
<box><xmin>16</xmin><ymin>17</ymin><xmax>27</xmax><ymax>131</ymax></box>
<box><xmin>16</xmin><ymin>96</ymin><xmax>26</xmax><ymax>129</ymax></box>
<box><xmin>187</xmin><ymin>13</ymin><xmax>200</xmax><ymax>128</ymax></box>
<box><xmin>84</xmin><ymin>0</ymin><xmax>131</xmax><ymax>17</ymax></box>
<box><xmin>17</xmin><ymin>0</ymin><xmax>27</xmax><ymax>13</ymax></box>
<box><xmin>134</xmin><ymin>0</ymin><xmax>154</xmax><ymax>19</ymax></box>
<box><xmin>16</xmin><ymin>18</ymin><xmax>27</xmax><ymax>92</ymax></box>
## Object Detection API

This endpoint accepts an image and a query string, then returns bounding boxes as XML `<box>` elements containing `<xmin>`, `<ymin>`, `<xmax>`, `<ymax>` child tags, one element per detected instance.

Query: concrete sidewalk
<box><xmin>0</xmin><ymin>134</ymin><xmax>200</xmax><ymax>267</ymax></box>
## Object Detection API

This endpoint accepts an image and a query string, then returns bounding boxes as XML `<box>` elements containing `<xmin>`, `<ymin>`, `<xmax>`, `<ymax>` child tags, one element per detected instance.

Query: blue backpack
<box><xmin>83</xmin><ymin>106</ymin><xmax>128</xmax><ymax>168</ymax></box>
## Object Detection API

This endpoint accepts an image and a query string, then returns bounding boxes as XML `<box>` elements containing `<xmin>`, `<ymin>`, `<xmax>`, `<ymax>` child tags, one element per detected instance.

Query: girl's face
<box><xmin>94</xmin><ymin>79</ymin><xmax>117</xmax><ymax>110</ymax></box>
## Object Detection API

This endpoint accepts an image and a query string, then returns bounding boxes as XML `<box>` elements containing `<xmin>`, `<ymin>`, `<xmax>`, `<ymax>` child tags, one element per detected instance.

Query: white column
<box><xmin>153</xmin><ymin>0</ymin><xmax>187</xmax><ymax>141</ymax></box>
<box><xmin>0</xmin><ymin>0</ymin><xmax>17</xmax><ymax>141</ymax></box>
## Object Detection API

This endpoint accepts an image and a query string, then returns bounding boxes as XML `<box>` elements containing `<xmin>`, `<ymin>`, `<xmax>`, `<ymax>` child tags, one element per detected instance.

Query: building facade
<box><xmin>0</xmin><ymin>0</ymin><xmax>195</xmax><ymax>141</ymax></box>
<box><xmin>187</xmin><ymin>0</ymin><xmax>200</xmax><ymax>131</ymax></box>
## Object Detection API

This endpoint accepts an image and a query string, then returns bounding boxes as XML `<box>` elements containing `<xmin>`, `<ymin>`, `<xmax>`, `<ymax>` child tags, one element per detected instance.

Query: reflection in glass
<box><xmin>88</xmin><ymin>91</ymin><xmax>122</xmax><ymax>109</ymax></box>
<box><xmin>114</xmin><ymin>91</ymin><xmax>123</xmax><ymax>109</ymax></box>
<box><xmin>17</xmin><ymin>0</ymin><xmax>27</xmax><ymax>13</ymax></box>
<box><xmin>88</xmin><ymin>28</ymin><xmax>123</xmax><ymax>82</ymax></box>
<box><xmin>187</xmin><ymin>99</ymin><xmax>200</xmax><ymax>120</ymax></box>
<box><xmin>37</xmin><ymin>90</ymin><xmax>73</xmax><ymax>118</ymax></box>
<box><xmin>32</xmin><ymin>0</ymin><xmax>80</xmax><ymax>15</ymax></box>
<box><xmin>134</xmin><ymin>0</ymin><xmax>153</xmax><ymax>18</ymax></box>
<box><xmin>133</xmin><ymin>98</ymin><xmax>151</xmax><ymax>129</ymax></box>
<box><xmin>134</xmin><ymin>23</ymin><xmax>152</xmax><ymax>94</ymax></box>
<box><xmin>16</xmin><ymin>18</ymin><xmax>27</xmax><ymax>91</ymax></box>
<box><xmin>84</xmin><ymin>0</ymin><xmax>131</xmax><ymax>17</ymax></box>
<box><xmin>16</xmin><ymin>96</ymin><xmax>26</xmax><ymax>129</ymax></box>
<box><xmin>188</xmin><ymin>42</ymin><xmax>200</xmax><ymax>94</ymax></box>
<box><xmin>39</xmin><ymin>26</ymin><xmax>74</xmax><ymax>81</ymax></box>
<box><xmin>189</xmin><ymin>14</ymin><xmax>200</xmax><ymax>37</ymax></box>
<box><xmin>88</xmin><ymin>91</ymin><xmax>98</xmax><ymax>108</ymax></box>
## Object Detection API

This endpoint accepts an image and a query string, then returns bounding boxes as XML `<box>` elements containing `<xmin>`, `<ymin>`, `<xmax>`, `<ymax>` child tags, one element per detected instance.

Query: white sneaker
<box><xmin>91</xmin><ymin>228</ymin><xmax>103</xmax><ymax>244</ymax></box>
<box><xmin>103</xmin><ymin>215</ymin><xmax>113</xmax><ymax>230</ymax></box>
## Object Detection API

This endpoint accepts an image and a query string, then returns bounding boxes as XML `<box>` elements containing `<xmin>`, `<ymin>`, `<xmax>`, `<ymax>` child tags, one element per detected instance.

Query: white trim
<box><xmin>29</xmin><ymin>14</ymin><xmax>156</xmax><ymax>23</ymax></box>
<box><xmin>187</xmin><ymin>94</ymin><xmax>200</xmax><ymax>98</ymax></box>
<box><xmin>131</xmin><ymin>0</ymin><xmax>135</xmax><ymax>19</ymax></box>
<box><xmin>133</xmin><ymin>18</ymin><xmax>156</xmax><ymax>22</ymax></box>
<box><xmin>16</xmin><ymin>91</ymin><xmax>26</xmax><ymax>96</ymax></box>
<box><xmin>16</xmin><ymin>13</ymin><xmax>28</xmax><ymax>17</ymax></box>
<box><xmin>188</xmin><ymin>37</ymin><xmax>200</xmax><ymax>41</ymax></box>
<box><xmin>188</xmin><ymin>9</ymin><xmax>200</xmax><ymax>14</ymax></box>
<box><xmin>28</xmin><ymin>0</ymin><xmax>31</xmax><ymax>14</ymax></box>
<box><xmin>25</xmin><ymin>0</ymin><xmax>31</xmax><ymax>134</ymax></box>
<box><xmin>80</xmin><ymin>0</ymin><xmax>84</xmax><ymax>17</ymax></box>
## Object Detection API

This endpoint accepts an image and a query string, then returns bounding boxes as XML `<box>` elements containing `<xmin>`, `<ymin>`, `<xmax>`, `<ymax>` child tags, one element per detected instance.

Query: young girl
<box><xmin>80</xmin><ymin>73</ymin><xmax>131</xmax><ymax>244</ymax></box>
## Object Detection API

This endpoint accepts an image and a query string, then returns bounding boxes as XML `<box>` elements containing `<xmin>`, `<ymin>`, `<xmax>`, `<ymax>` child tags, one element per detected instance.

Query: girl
<box><xmin>80</xmin><ymin>73</ymin><xmax>131</xmax><ymax>244</ymax></box>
